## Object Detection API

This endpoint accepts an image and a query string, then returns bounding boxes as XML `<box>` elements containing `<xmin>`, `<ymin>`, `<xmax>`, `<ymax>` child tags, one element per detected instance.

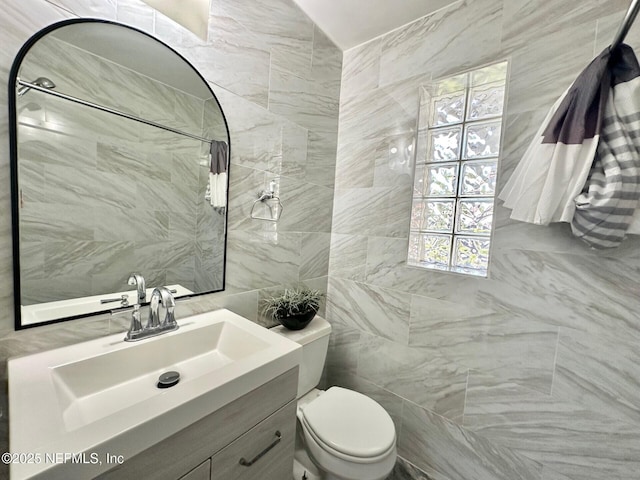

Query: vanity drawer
<box><xmin>97</xmin><ymin>367</ymin><xmax>297</xmax><ymax>480</ymax></box>
<box><xmin>180</xmin><ymin>459</ymin><xmax>210</xmax><ymax>480</ymax></box>
<box><xmin>210</xmin><ymin>400</ymin><xmax>296</xmax><ymax>480</ymax></box>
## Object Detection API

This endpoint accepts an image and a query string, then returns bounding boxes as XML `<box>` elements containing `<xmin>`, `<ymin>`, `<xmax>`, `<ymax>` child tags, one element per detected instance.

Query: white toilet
<box><xmin>272</xmin><ymin>316</ymin><xmax>397</xmax><ymax>480</ymax></box>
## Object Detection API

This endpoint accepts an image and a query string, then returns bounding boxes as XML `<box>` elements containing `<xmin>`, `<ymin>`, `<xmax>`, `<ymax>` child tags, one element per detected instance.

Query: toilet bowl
<box><xmin>298</xmin><ymin>387</ymin><xmax>396</xmax><ymax>480</ymax></box>
<box><xmin>271</xmin><ymin>317</ymin><xmax>397</xmax><ymax>480</ymax></box>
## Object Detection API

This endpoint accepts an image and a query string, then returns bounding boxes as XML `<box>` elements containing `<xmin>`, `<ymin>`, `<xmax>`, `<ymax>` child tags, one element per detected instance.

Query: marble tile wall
<box><xmin>327</xmin><ymin>0</ymin><xmax>640</xmax><ymax>479</ymax></box>
<box><xmin>5</xmin><ymin>1</ymin><xmax>639</xmax><ymax>479</ymax></box>
<box><xmin>0</xmin><ymin>0</ymin><xmax>341</xmax><ymax>473</ymax></box>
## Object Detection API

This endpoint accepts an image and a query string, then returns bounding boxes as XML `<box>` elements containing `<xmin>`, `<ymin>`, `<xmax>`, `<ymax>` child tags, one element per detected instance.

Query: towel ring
<box><xmin>250</xmin><ymin>189</ymin><xmax>283</xmax><ymax>222</ymax></box>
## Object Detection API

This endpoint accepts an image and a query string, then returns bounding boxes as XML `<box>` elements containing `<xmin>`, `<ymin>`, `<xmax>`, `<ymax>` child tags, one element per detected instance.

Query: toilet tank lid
<box><xmin>269</xmin><ymin>316</ymin><xmax>331</xmax><ymax>345</ymax></box>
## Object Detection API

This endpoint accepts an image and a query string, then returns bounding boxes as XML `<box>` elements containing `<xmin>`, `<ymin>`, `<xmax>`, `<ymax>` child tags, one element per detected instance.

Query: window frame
<box><xmin>407</xmin><ymin>61</ymin><xmax>509</xmax><ymax>277</ymax></box>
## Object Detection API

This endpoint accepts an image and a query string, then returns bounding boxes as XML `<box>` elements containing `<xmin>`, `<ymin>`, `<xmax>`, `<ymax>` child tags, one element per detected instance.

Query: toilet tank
<box><xmin>270</xmin><ymin>316</ymin><xmax>331</xmax><ymax>399</ymax></box>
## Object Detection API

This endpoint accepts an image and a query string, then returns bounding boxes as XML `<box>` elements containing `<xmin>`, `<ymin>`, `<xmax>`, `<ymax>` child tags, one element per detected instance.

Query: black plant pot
<box><xmin>277</xmin><ymin>310</ymin><xmax>317</xmax><ymax>330</ymax></box>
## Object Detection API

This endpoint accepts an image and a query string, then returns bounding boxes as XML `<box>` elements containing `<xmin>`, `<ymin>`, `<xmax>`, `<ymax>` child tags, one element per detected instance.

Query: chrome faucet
<box><xmin>128</xmin><ymin>273</ymin><xmax>146</xmax><ymax>304</ymax></box>
<box><xmin>125</xmin><ymin>285</ymin><xmax>178</xmax><ymax>342</ymax></box>
<box><xmin>147</xmin><ymin>287</ymin><xmax>177</xmax><ymax>330</ymax></box>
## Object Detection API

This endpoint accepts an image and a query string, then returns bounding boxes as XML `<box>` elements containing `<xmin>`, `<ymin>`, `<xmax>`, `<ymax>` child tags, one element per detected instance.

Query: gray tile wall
<box><xmin>327</xmin><ymin>1</ymin><xmax>640</xmax><ymax>479</ymax></box>
<box><xmin>3</xmin><ymin>1</ymin><xmax>640</xmax><ymax>479</ymax></box>
<box><xmin>0</xmin><ymin>0</ymin><xmax>341</xmax><ymax>473</ymax></box>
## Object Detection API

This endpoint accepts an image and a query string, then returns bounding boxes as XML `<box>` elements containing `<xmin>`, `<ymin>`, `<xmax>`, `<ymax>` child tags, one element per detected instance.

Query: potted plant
<box><xmin>262</xmin><ymin>287</ymin><xmax>324</xmax><ymax>330</ymax></box>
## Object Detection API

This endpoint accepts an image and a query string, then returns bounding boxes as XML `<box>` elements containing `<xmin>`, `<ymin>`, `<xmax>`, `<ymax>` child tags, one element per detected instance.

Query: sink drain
<box><xmin>157</xmin><ymin>371</ymin><xmax>180</xmax><ymax>389</ymax></box>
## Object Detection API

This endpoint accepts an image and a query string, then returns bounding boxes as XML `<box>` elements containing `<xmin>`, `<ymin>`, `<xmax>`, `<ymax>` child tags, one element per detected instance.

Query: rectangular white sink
<box><xmin>8</xmin><ymin>309</ymin><xmax>302</xmax><ymax>480</ymax></box>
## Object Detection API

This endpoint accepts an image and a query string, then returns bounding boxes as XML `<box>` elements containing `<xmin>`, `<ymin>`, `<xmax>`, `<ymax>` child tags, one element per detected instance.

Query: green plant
<box><xmin>262</xmin><ymin>287</ymin><xmax>324</xmax><ymax>319</ymax></box>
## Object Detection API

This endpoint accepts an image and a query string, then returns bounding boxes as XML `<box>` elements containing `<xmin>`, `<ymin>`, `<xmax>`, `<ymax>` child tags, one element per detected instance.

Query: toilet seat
<box><xmin>300</xmin><ymin>415</ymin><xmax>396</xmax><ymax>464</ymax></box>
<box><xmin>298</xmin><ymin>387</ymin><xmax>396</xmax><ymax>463</ymax></box>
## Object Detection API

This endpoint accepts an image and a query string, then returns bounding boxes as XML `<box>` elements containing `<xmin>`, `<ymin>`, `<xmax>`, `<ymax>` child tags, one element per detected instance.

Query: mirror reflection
<box><xmin>11</xmin><ymin>20</ymin><xmax>230</xmax><ymax>328</ymax></box>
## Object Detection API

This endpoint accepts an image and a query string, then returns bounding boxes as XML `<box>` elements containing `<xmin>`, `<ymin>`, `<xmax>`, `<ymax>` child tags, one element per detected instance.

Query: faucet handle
<box><xmin>125</xmin><ymin>304</ymin><xmax>144</xmax><ymax>341</ymax></box>
<box><xmin>100</xmin><ymin>294</ymin><xmax>129</xmax><ymax>307</ymax></box>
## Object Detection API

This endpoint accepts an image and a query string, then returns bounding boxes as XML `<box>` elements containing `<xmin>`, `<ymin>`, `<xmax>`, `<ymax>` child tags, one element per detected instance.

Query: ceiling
<box><xmin>292</xmin><ymin>0</ymin><xmax>460</xmax><ymax>51</ymax></box>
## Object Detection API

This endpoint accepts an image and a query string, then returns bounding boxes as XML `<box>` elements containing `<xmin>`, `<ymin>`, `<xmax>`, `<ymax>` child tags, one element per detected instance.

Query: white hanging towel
<box><xmin>499</xmin><ymin>44</ymin><xmax>640</xmax><ymax>248</ymax></box>
<box><xmin>208</xmin><ymin>140</ymin><xmax>228</xmax><ymax>212</ymax></box>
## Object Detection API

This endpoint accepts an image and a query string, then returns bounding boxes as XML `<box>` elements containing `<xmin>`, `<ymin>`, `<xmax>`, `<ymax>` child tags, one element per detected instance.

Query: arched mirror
<box><xmin>9</xmin><ymin>19</ymin><xmax>230</xmax><ymax>329</ymax></box>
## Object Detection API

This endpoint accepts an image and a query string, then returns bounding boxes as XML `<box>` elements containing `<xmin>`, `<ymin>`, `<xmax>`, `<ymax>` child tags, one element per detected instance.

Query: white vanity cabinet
<box><xmin>209</xmin><ymin>401</ymin><xmax>296</xmax><ymax>480</ymax></box>
<box><xmin>97</xmin><ymin>367</ymin><xmax>298</xmax><ymax>480</ymax></box>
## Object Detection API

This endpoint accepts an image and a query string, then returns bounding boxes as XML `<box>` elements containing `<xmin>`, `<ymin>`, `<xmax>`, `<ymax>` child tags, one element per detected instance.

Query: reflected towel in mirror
<box><xmin>207</xmin><ymin>140</ymin><xmax>228</xmax><ymax>212</ymax></box>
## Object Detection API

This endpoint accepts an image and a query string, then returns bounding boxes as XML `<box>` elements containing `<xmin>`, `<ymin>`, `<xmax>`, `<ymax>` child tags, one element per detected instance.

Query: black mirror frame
<box><xmin>8</xmin><ymin>18</ymin><xmax>231</xmax><ymax>330</ymax></box>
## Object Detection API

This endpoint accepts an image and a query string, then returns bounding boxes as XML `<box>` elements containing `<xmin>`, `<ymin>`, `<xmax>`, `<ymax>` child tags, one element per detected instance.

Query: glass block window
<box><xmin>408</xmin><ymin>62</ymin><xmax>507</xmax><ymax>276</ymax></box>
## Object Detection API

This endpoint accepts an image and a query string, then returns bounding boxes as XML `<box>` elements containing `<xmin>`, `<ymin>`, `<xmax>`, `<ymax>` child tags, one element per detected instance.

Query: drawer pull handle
<box><xmin>238</xmin><ymin>430</ymin><xmax>282</xmax><ymax>467</ymax></box>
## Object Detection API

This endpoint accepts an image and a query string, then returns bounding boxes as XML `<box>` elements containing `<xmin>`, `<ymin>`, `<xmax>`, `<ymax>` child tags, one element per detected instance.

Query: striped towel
<box><xmin>572</xmin><ymin>47</ymin><xmax>640</xmax><ymax>248</ymax></box>
<box><xmin>499</xmin><ymin>44</ymin><xmax>640</xmax><ymax>248</ymax></box>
